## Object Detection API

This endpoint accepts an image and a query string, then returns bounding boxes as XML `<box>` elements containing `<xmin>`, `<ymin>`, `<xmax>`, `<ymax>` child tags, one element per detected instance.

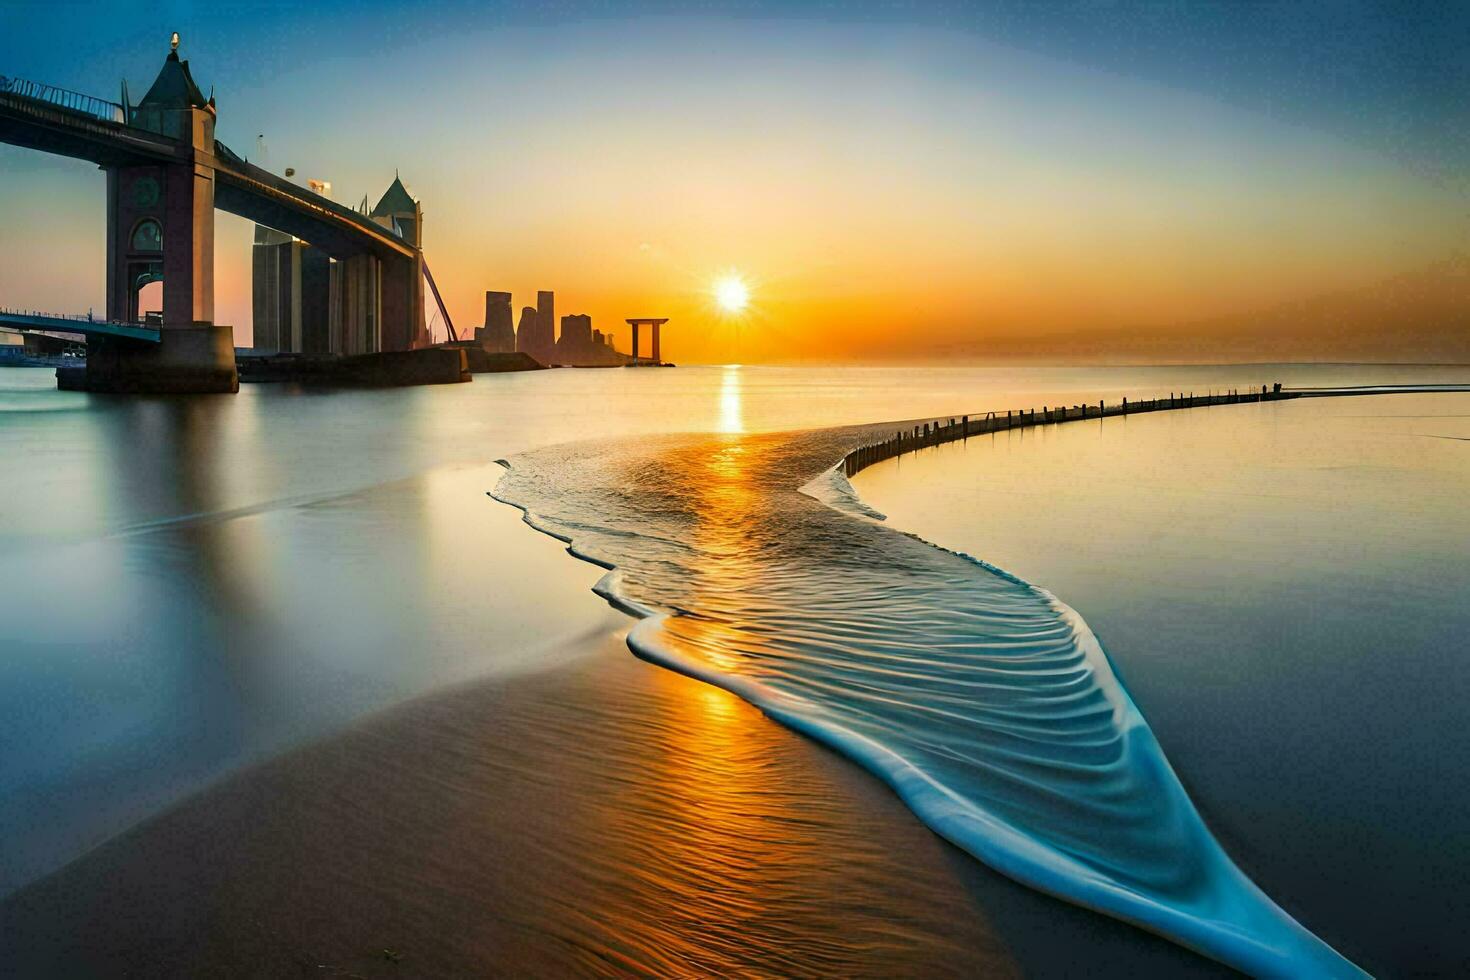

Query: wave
<box><xmin>490</xmin><ymin>426</ymin><xmax>1364</xmax><ymax>977</ymax></box>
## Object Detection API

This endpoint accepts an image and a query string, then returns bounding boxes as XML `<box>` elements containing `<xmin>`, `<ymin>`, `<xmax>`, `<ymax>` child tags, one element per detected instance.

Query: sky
<box><xmin>1</xmin><ymin>1</ymin><xmax>1466</xmax><ymax>363</ymax></box>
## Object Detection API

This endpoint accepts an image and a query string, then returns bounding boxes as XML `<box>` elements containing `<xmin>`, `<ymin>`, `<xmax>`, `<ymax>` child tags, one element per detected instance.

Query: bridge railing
<box><xmin>0</xmin><ymin>306</ymin><xmax>127</xmax><ymax>326</ymax></box>
<box><xmin>0</xmin><ymin>75</ymin><xmax>125</xmax><ymax>124</ymax></box>
<box><xmin>213</xmin><ymin>141</ymin><xmax>417</xmax><ymax>256</ymax></box>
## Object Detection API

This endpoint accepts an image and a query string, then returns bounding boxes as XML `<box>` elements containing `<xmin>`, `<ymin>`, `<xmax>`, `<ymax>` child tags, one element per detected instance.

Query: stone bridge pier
<box><xmin>90</xmin><ymin>49</ymin><xmax>237</xmax><ymax>393</ymax></box>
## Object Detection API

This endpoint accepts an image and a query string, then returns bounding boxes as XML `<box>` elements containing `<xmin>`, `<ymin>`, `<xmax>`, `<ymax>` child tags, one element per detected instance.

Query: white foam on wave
<box><xmin>798</xmin><ymin>464</ymin><xmax>888</xmax><ymax>522</ymax></box>
<box><xmin>491</xmin><ymin>444</ymin><xmax>1367</xmax><ymax>978</ymax></box>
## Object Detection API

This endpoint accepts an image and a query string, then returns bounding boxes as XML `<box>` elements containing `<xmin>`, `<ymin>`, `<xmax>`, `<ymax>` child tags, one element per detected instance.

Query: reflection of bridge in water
<box><xmin>0</xmin><ymin>38</ymin><xmax>439</xmax><ymax>392</ymax></box>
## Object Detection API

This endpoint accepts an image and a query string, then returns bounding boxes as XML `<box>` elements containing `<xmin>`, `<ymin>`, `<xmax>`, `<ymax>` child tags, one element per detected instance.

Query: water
<box><xmin>854</xmin><ymin>391</ymin><xmax>1470</xmax><ymax>974</ymax></box>
<box><xmin>10</xmin><ymin>360</ymin><xmax>1260</xmax><ymax>893</ymax></box>
<box><xmin>495</xmin><ymin>426</ymin><xmax>1363</xmax><ymax>975</ymax></box>
<box><xmin>2</xmin><ymin>362</ymin><xmax>1466</xmax><ymax>968</ymax></box>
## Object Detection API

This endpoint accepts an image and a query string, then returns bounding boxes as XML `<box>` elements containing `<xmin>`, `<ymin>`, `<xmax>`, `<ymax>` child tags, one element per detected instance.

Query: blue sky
<box><xmin>6</xmin><ymin>1</ymin><xmax>1463</xmax><ymax>176</ymax></box>
<box><xmin>2</xmin><ymin>2</ymin><xmax>1466</xmax><ymax>361</ymax></box>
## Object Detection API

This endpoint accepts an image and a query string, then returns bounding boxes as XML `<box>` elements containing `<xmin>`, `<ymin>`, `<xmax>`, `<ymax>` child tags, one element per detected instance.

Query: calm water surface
<box><xmin>855</xmin><ymin>392</ymin><xmax>1470</xmax><ymax>974</ymax></box>
<box><xmin>2</xmin><ymin>361</ymin><xmax>1466</xmax><ymax>928</ymax></box>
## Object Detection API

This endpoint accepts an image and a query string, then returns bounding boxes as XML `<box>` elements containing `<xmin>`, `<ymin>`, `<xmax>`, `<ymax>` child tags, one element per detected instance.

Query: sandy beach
<box><xmin>0</xmin><ymin>620</ymin><xmax>1227</xmax><ymax>977</ymax></box>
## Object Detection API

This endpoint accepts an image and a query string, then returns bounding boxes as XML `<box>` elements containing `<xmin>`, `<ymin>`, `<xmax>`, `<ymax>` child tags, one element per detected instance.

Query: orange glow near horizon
<box><xmin>3</xmin><ymin>20</ymin><xmax>1466</xmax><ymax>365</ymax></box>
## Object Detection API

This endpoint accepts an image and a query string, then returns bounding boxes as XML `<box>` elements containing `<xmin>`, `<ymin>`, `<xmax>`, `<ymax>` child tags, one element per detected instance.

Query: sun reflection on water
<box><xmin>521</xmin><ymin>645</ymin><xmax>1002</xmax><ymax>975</ymax></box>
<box><xmin>719</xmin><ymin>364</ymin><xmax>744</xmax><ymax>434</ymax></box>
<box><xmin>491</xmin><ymin>416</ymin><xmax>1364</xmax><ymax>975</ymax></box>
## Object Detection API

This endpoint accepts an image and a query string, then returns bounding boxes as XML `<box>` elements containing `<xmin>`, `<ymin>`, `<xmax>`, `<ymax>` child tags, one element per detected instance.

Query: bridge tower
<box><xmin>93</xmin><ymin>41</ymin><xmax>237</xmax><ymax>392</ymax></box>
<box><xmin>368</xmin><ymin>175</ymin><xmax>428</xmax><ymax>351</ymax></box>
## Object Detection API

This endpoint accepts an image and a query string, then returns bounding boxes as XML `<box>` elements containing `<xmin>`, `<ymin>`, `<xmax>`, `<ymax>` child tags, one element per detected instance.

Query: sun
<box><xmin>714</xmin><ymin>274</ymin><xmax>749</xmax><ymax>314</ymax></box>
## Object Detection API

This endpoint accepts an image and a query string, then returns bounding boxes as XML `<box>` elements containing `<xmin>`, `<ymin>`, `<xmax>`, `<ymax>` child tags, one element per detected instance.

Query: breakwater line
<box><xmin>839</xmin><ymin>382</ymin><xmax>1470</xmax><ymax>478</ymax></box>
<box><xmin>843</xmin><ymin>383</ymin><xmax>1296</xmax><ymax>477</ymax></box>
<box><xmin>490</xmin><ymin>385</ymin><xmax>1373</xmax><ymax>977</ymax></box>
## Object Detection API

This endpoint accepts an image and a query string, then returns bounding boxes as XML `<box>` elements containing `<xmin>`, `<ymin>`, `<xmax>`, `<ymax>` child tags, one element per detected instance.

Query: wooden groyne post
<box><xmin>841</xmin><ymin>381</ymin><xmax>1295</xmax><ymax>479</ymax></box>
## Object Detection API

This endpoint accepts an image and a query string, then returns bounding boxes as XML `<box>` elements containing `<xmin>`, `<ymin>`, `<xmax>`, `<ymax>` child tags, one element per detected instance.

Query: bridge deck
<box><xmin>0</xmin><ymin>311</ymin><xmax>160</xmax><ymax>343</ymax></box>
<box><xmin>0</xmin><ymin>88</ymin><xmax>413</xmax><ymax>260</ymax></box>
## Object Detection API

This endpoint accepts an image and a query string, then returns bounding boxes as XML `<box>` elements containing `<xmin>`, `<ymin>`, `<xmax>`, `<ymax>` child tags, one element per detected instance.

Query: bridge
<box><xmin>0</xmin><ymin>308</ymin><xmax>161</xmax><ymax>343</ymax></box>
<box><xmin>0</xmin><ymin>38</ymin><xmax>432</xmax><ymax>392</ymax></box>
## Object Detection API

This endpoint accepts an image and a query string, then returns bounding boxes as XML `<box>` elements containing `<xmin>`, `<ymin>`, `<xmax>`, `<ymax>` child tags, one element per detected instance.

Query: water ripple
<box><xmin>493</xmin><ymin>425</ymin><xmax>1363</xmax><ymax>977</ymax></box>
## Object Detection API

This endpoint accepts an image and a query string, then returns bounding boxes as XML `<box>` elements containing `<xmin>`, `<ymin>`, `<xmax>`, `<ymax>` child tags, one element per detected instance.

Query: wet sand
<box><xmin>0</xmin><ymin>623</ymin><xmax>1225</xmax><ymax>977</ymax></box>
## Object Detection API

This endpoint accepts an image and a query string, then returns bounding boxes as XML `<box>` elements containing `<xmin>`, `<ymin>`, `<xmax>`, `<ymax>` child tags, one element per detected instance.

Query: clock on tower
<box><xmin>132</xmin><ymin>176</ymin><xmax>160</xmax><ymax>209</ymax></box>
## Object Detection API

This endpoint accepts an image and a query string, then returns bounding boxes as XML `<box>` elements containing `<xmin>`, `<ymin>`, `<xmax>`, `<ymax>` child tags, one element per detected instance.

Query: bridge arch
<box><xmin>122</xmin><ymin>217</ymin><xmax>165</xmax><ymax>323</ymax></box>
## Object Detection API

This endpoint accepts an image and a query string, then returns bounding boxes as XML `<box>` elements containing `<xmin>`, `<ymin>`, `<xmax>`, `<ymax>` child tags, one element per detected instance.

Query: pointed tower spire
<box><xmin>131</xmin><ymin>34</ymin><xmax>214</xmax><ymax>140</ymax></box>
